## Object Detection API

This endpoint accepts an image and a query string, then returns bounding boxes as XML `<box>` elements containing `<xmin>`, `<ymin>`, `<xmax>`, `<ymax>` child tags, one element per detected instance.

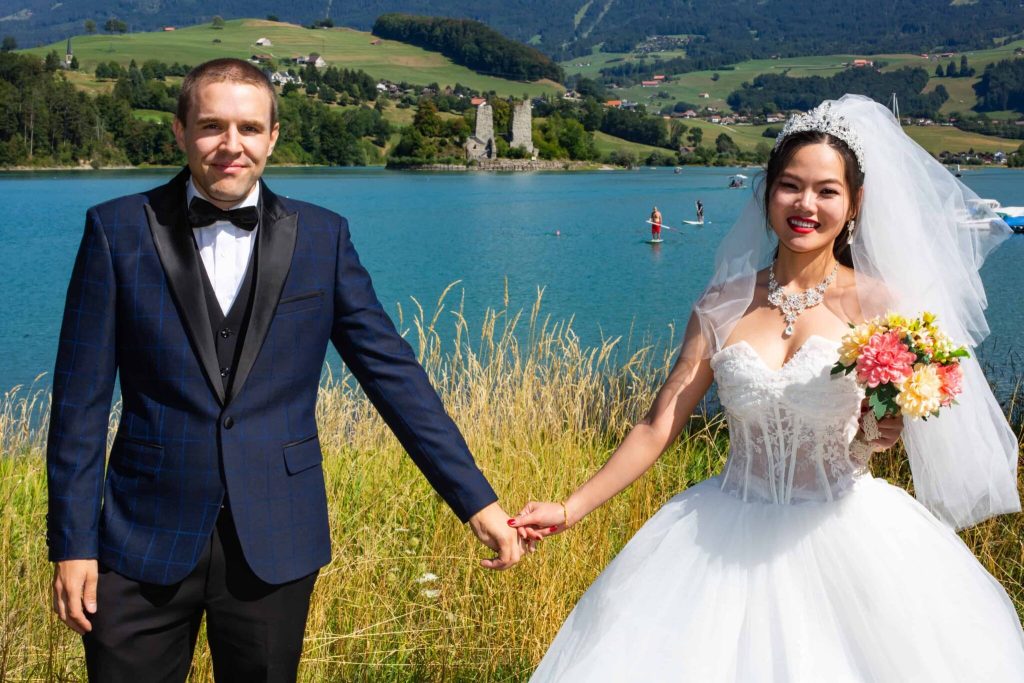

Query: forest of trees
<box><xmin>599</xmin><ymin>54</ymin><xmax>739</xmax><ymax>85</ymax></box>
<box><xmin>973</xmin><ymin>59</ymin><xmax>1024</xmax><ymax>113</ymax></box>
<box><xmin>0</xmin><ymin>52</ymin><xmax>391</xmax><ymax>167</ymax></box>
<box><xmin>371</xmin><ymin>14</ymin><xmax>563</xmax><ymax>82</ymax></box>
<box><xmin>954</xmin><ymin>116</ymin><xmax>1024</xmax><ymax>141</ymax></box>
<box><xmin>727</xmin><ymin>67</ymin><xmax>948</xmax><ymax>118</ymax></box>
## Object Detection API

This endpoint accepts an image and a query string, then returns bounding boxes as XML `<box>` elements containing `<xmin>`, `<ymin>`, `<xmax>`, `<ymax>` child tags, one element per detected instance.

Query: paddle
<box><xmin>645</xmin><ymin>219</ymin><xmax>682</xmax><ymax>232</ymax></box>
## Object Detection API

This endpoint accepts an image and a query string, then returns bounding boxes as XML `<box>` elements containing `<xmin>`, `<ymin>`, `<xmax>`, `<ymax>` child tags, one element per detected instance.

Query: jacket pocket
<box><xmin>110</xmin><ymin>436</ymin><xmax>163</xmax><ymax>480</ymax></box>
<box><xmin>276</xmin><ymin>290</ymin><xmax>324</xmax><ymax>315</ymax></box>
<box><xmin>117</xmin><ymin>436</ymin><xmax>164</xmax><ymax>450</ymax></box>
<box><xmin>283</xmin><ymin>434</ymin><xmax>323</xmax><ymax>474</ymax></box>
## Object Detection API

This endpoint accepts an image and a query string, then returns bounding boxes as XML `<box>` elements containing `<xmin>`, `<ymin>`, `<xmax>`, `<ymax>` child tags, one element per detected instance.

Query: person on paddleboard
<box><xmin>696</xmin><ymin>200</ymin><xmax>704</xmax><ymax>224</ymax></box>
<box><xmin>650</xmin><ymin>206</ymin><xmax>662</xmax><ymax>241</ymax></box>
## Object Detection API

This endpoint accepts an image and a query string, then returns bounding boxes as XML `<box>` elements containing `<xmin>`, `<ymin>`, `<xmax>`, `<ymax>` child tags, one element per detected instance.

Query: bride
<box><xmin>511</xmin><ymin>95</ymin><xmax>1024</xmax><ymax>681</ymax></box>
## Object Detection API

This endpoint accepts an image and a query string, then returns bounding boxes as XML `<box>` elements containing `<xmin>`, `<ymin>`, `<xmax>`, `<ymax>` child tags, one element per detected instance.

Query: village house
<box><xmin>641</xmin><ymin>80</ymin><xmax>661</xmax><ymax>87</ymax></box>
<box><xmin>851</xmin><ymin>59</ymin><xmax>874</xmax><ymax>68</ymax></box>
<box><xmin>269</xmin><ymin>71</ymin><xmax>301</xmax><ymax>86</ymax></box>
<box><xmin>162</xmin><ymin>26</ymin><xmax>176</xmax><ymax>31</ymax></box>
<box><xmin>255</xmin><ymin>37</ymin><xmax>273</xmax><ymax>47</ymax></box>
<box><xmin>699</xmin><ymin>92</ymin><xmax>710</xmax><ymax>99</ymax></box>
<box><xmin>250</xmin><ymin>54</ymin><xmax>273</xmax><ymax>64</ymax></box>
<box><xmin>470</xmin><ymin>96</ymin><xmax>487</xmax><ymax>106</ymax></box>
<box><xmin>291</xmin><ymin>54</ymin><xmax>327</xmax><ymax>68</ymax></box>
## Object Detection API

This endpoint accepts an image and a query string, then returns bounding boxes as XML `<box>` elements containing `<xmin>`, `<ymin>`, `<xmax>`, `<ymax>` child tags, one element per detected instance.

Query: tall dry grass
<box><xmin>1</xmin><ymin>287</ymin><xmax>1021</xmax><ymax>682</ymax></box>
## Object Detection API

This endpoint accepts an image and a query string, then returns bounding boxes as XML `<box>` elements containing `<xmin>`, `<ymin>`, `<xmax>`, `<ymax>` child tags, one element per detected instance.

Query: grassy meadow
<box><xmin>24</xmin><ymin>19</ymin><xmax>562</xmax><ymax>99</ymax></box>
<box><xmin>563</xmin><ymin>39</ymin><xmax>1024</xmax><ymax>120</ymax></box>
<box><xmin>592</xmin><ymin>130</ymin><xmax>676</xmax><ymax>158</ymax></box>
<box><xmin>2</xmin><ymin>288</ymin><xmax>1023</xmax><ymax>681</ymax></box>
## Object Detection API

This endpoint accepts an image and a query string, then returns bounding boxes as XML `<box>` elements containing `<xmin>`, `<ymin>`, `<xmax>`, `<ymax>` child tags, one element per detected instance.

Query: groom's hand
<box><xmin>53</xmin><ymin>559</ymin><xmax>98</xmax><ymax>634</ymax></box>
<box><xmin>468</xmin><ymin>502</ymin><xmax>525</xmax><ymax>571</ymax></box>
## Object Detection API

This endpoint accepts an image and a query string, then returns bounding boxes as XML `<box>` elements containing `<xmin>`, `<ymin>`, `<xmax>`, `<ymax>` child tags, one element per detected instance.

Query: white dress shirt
<box><xmin>187</xmin><ymin>178</ymin><xmax>260</xmax><ymax>315</ymax></box>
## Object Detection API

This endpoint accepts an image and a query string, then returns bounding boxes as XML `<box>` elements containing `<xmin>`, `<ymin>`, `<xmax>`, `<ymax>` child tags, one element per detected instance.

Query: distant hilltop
<box><xmin>4</xmin><ymin>0</ymin><xmax>1023</xmax><ymax>63</ymax></box>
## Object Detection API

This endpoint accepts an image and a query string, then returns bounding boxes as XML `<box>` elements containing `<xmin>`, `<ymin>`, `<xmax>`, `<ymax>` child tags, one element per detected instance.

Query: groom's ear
<box><xmin>267</xmin><ymin>121</ymin><xmax>280</xmax><ymax>157</ymax></box>
<box><xmin>172</xmin><ymin>117</ymin><xmax>187</xmax><ymax>153</ymax></box>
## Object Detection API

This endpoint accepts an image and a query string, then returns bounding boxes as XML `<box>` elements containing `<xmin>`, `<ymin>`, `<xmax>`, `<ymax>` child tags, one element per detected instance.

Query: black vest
<box><xmin>196</xmin><ymin>243</ymin><xmax>257</xmax><ymax>401</ymax></box>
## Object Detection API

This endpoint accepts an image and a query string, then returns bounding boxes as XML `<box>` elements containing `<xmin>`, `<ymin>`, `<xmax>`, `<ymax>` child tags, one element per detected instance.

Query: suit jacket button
<box><xmin>223</xmin><ymin>416</ymin><xmax>234</xmax><ymax>429</ymax></box>
<box><xmin>220</xmin><ymin>367</ymin><xmax>231</xmax><ymax>378</ymax></box>
<box><xmin>220</xmin><ymin>328</ymin><xmax>231</xmax><ymax>338</ymax></box>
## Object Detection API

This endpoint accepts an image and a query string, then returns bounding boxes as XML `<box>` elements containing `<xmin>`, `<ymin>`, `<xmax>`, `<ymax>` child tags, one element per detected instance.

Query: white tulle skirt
<box><xmin>531</xmin><ymin>476</ymin><xmax>1024</xmax><ymax>682</ymax></box>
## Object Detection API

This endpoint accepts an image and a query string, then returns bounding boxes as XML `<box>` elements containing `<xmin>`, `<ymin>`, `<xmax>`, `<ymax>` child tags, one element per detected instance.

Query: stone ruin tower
<box><xmin>464</xmin><ymin>102</ymin><xmax>495</xmax><ymax>161</ymax></box>
<box><xmin>511</xmin><ymin>100</ymin><xmax>535</xmax><ymax>156</ymax></box>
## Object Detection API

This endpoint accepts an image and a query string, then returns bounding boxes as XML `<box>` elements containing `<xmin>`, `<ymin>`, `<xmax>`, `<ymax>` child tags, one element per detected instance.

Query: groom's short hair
<box><xmin>177</xmin><ymin>58</ymin><xmax>278</xmax><ymax>128</ymax></box>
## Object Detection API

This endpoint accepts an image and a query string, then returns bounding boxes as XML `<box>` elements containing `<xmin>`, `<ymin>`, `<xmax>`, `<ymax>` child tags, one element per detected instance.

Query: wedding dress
<box><xmin>530</xmin><ymin>335</ymin><xmax>1024</xmax><ymax>682</ymax></box>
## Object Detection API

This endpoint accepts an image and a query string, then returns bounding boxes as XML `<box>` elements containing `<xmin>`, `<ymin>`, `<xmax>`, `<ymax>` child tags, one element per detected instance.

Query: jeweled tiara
<box><xmin>774</xmin><ymin>102</ymin><xmax>865</xmax><ymax>171</ymax></box>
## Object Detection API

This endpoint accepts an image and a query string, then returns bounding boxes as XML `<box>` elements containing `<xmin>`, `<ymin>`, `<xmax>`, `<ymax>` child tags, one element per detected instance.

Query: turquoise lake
<box><xmin>2</xmin><ymin>166</ymin><xmax>1022</xmax><ymax>400</ymax></box>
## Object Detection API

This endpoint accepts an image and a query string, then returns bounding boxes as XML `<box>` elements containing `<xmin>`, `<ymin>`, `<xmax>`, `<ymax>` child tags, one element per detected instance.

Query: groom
<box><xmin>46</xmin><ymin>58</ymin><xmax>523</xmax><ymax>681</ymax></box>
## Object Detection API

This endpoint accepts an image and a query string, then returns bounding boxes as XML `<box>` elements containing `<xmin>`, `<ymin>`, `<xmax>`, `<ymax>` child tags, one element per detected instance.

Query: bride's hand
<box><xmin>862</xmin><ymin>414</ymin><xmax>904</xmax><ymax>451</ymax></box>
<box><xmin>508</xmin><ymin>501</ymin><xmax>573</xmax><ymax>542</ymax></box>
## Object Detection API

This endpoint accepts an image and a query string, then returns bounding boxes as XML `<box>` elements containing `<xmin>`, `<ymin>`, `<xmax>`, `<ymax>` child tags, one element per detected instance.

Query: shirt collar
<box><xmin>186</xmin><ymin>176</ymin><xmax>261</xmax><ymax>212</ymax></box>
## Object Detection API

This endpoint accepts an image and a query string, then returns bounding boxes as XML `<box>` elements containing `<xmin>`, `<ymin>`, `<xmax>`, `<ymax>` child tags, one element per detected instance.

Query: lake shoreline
<box><xmin>2</xmin><ymin>161</ymin><xmax>1018</xmax><ymax>174</ymax></box>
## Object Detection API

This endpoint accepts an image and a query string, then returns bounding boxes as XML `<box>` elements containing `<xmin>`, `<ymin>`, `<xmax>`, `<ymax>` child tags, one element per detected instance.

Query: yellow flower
<box><xmin>922</xmin><ymin>311</ymin><xmax>937</xmax><ymax>326</ymax></box>
<box><xmin>838</xmin><ymin>322</ymin><xmax>882</xmax><ymax>365</ymax></box>
<box><xmin>885</xmin><ymin>312</ymin><xmax>908</xmax><ymax>329</ymax></box>
<box><xmin>895</xmin><ymin>363</ymin><xmax>943</xmax><ymax>419</ymax></box>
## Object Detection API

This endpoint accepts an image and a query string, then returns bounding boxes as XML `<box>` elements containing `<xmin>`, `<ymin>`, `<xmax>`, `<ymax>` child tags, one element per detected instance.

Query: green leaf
<box><xmin>868</xmin><ymin>392</ymin><xmax>888</xmax><ymax>420</ymax></box>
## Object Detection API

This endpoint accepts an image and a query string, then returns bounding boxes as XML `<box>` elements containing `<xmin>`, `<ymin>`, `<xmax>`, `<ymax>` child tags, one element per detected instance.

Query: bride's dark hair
<box><xmin>761</xmin><ymin>130</ymin><xmax>866</xmax><ymax>268</ymax></box>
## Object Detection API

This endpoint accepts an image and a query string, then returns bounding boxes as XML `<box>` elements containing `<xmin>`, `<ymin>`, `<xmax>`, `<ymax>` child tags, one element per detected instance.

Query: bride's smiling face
<box><xmin>768</xmin><ymin>142</ymin><xmax>857</xmax><ymax>256</ymax></box>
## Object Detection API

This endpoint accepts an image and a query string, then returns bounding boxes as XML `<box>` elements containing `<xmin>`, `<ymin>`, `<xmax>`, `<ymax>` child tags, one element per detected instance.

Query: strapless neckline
<box><xmin>713</xmin><ymin>334</ymin><xmax>841</xmax><ymax>374</ymax></box>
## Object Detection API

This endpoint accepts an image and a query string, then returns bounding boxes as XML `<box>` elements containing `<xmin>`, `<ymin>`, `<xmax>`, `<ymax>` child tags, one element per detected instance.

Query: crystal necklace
<box><xmin>767</xmin><ymin>262</ymin><xmax>839</xmax><ymax>337</ymax></box>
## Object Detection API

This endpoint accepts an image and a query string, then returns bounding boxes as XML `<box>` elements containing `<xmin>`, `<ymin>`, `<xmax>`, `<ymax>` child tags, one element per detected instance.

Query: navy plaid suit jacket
<box><xmin>46</xmin><ymin>168</ymin><xmax>497</xmax><ymax>585</ymax></box>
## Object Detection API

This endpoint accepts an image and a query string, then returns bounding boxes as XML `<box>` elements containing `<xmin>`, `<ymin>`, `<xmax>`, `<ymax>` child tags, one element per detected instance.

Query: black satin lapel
<box><xmin>229</xmin><ymin>186</ymin><xmax>297</xmax><ymax>404</ymax></box>
<box><xmin>145</xmin><ymin>173</ymin><xmax>226</xmax><ymax>406</ymax></box>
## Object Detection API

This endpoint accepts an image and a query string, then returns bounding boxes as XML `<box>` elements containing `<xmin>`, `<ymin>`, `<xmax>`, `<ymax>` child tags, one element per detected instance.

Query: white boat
<box><xmin>959</xmin><ymin>198</ymin><xmax>1024</xmax><ymax>232</ymax></box>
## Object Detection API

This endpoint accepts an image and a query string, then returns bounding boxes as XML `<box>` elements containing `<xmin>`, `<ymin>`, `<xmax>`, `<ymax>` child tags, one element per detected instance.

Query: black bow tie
<box><xmin>187</xmin><ymin>197</ymin><xmax>260</xmax><ymax>231</ymax></box>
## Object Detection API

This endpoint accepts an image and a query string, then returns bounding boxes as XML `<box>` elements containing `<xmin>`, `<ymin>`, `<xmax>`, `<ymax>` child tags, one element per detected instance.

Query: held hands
<box><xmin>52</xmin><ymin>559</ymin><xmax>98</xmax><ymax>634</ymax></box>
<box><xmin>508</xmin><ymin>500</ymin><xmax>575</xmax><ymax>544</ymax></box>
<box><xmin>468</xmin><ymin>501</ymin><xmax>531</xmax><ymax>571</ymax></box>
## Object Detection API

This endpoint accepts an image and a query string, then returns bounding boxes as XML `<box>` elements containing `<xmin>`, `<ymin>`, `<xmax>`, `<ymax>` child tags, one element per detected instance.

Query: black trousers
<box><xmin>83</xmin><ymin>509</ymin><xmax>318</xmax><ymax>683</ymax></box>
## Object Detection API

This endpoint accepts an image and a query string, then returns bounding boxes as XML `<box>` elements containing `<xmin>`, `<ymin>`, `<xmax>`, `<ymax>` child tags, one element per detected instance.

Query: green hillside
<box><xmin>566</xmin><ymin>39</ymin><xmax>1024</xmax><ymax>116</ymax></box>
<box><xmin>25</xmin><ymin>19</ymin><xmax>562</xmax><ymax>98</ymax></box>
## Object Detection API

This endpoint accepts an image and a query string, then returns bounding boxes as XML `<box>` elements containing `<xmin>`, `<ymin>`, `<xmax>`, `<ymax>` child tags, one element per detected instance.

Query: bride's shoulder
<box><xmin>832</xmin><ymin>266</ymin><xmax>893</xmax><ymax>323</ymax></box>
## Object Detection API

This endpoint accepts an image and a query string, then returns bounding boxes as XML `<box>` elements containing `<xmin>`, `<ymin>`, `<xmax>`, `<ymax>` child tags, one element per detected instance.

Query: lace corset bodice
<box><xmin>710</xmin><ymin>335</ymin><xmax>868</xmax><ymax>504</ymax></box>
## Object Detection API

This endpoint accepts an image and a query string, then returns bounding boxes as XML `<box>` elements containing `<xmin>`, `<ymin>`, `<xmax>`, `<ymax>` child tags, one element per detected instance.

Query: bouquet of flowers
<box><xmin>831</xmin><ymin>312</ymin><xmax>969</xmax><ymax>433</ymax></box>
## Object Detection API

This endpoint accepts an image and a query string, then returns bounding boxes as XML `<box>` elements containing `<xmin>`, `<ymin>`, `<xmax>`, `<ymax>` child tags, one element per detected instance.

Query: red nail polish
<box><xmin>549</xmin><ymin>526</ymin><xmax>558</xmax><ymax>532</ymax></box>
<box><xmin>507</xmin><ymin>519</ymin><xmax>516</xmax><ymax>526</ymax></box>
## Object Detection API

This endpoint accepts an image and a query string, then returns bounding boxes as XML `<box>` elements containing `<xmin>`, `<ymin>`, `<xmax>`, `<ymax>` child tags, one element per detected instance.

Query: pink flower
<box><xmin>855</xmin><ymin>331</ymin><xmax>917</xmax><ymax>388</ymax></box>
<box><xmin>936</xmin><ymin>363</ymin><xmax>964</xmax><ymax>406</ymax></box>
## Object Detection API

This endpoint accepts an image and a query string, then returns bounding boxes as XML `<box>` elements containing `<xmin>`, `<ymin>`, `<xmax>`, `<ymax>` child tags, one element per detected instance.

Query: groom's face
<box><xmin>173</xmin><ymin>80</ymin><xmax>279</xmax><ymax>209</ymax></box>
